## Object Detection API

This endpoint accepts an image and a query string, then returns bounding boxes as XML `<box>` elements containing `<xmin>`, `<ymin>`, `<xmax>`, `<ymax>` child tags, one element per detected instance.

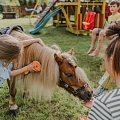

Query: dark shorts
<box><xmin>98</xmin><ymin>28</ymin><xmax>103</xmax><ymax>34</ymax></box>
<box><xmin>97</xmin><ymin>28</ymin><xmax>104</xmax><ymax>35</ymax></box>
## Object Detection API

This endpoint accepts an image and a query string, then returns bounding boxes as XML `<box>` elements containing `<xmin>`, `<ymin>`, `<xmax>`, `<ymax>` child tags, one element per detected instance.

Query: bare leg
<box><xmin>89</xmin><ymin>30</ymin><xmax>105</xmax><ymax>57</ymax></box>
<box><xmin>87</xmin><ymin>28</ymin><xmax>98</xmax><ymax>54</ymax></box>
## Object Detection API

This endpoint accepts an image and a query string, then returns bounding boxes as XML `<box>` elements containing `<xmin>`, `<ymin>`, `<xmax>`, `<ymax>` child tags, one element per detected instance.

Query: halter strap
<box><xmin>59</xmin><ymin>78</ymin><xmax>89</xmax><ymax>96</ymax></box>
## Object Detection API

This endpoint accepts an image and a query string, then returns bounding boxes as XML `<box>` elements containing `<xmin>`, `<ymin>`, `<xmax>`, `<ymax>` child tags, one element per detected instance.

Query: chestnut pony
<box><xmin>7</xmin><ymin>30</ymin><xmax>93</xmax><ymax>115</ymax></box>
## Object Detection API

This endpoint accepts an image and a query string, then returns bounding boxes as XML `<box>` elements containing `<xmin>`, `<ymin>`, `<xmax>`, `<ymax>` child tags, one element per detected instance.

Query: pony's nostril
<box><xmin>87</xmin><ymin>91</ymin><xmax>93</xmax><ymax>99</ymax></box>
<box><xmin>88</xmin><ymin>92</ymin><xmax>91</xmax><ymax>97</ymax></box>
<box><xmin>90</xmin><ymin>91</ymin><xmax>93</xmax><ymax>95</ymax></box>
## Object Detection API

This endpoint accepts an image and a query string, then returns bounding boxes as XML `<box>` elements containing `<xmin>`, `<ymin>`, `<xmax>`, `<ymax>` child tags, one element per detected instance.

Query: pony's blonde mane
<box><xmin>10</xmin><ymin>30</ymin><xmax>89</xmax><ymax>100</ymax></box>
<box><xmin>15</xmin><ymin>44</ymin><xmax>61</xmax><ymax>100</ymax></box>
<box><xmin>75</xmin><ymin>67</ymin><xmax>89</xmax><ymax>83</ymax></box>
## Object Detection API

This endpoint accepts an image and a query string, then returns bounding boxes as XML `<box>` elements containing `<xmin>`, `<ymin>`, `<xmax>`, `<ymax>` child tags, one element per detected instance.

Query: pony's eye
<box><xmin>65</xmin><ymin>73</ymin><xmax>73</xmax><ymax>78</ymax></box>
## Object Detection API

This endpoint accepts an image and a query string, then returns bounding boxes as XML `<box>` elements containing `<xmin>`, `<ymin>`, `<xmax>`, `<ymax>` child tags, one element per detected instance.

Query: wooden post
<box><xmin>100</xmin><ymin>0</ymin><xmax>106</xmax><ymax>28</ymax></box>
<box><xmin>61</xmin><ymin>6</ymin><xmax>74</xmax><ymax>33</ymax></box>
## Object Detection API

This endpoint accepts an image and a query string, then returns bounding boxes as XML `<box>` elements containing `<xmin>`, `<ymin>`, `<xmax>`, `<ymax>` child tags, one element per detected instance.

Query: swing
<box><xmin>82</xmin><ymin>1</ymin><xmax>96</xmax><ymax>30</ymax></box>
<box><xmin>83</xmin><ymin>12</ymin><xmax>96</xmax><ymax>30</ymax></box>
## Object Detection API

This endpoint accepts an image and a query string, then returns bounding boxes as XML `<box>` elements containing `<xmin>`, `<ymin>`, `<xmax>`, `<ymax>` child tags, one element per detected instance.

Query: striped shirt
<box><xmin>88</xmin><ymin>88</ymin><xmax>120</xmax><ymax>120</ymax></box>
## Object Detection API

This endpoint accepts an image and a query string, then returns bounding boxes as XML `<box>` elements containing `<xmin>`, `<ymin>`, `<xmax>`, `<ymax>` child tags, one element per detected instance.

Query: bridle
<box><xmin>59</xmin><ymin>78</ymin><xmax>89</xmax><ymax>97</ymax></box>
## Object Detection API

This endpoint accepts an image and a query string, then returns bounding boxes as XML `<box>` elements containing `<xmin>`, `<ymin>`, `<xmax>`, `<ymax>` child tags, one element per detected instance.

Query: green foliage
<box><xmin>19</xmin><ymin>0</ymin><xmax>27</xmax><ymax>5</ymax></box>
<box><xmin>18</xmin><ymin>0</ymin><xmax>35</xmax><ymax>6</ymax></box>
<box><xmin>0</xmin><ymin>4</ymin><xmax>3</xmax><ymax>13</ymax></box>
<box><xmin>23</xmin><ymin>0</ymin><xmax>27</xmax><ymax>5</ymax></box>
<box><xmin>28</xmin><ymin>0</ymin><xmax>34</xmax><ymax>6</ymax></box>
<box><xmin>41</xmin><ymin>1</ymin><xmax>47</xmax><ymax>6</ymax></box>
<box><xmin>33</xmin><ymin>0</ymin><xmax>37</xmax><ymax>5</ymax></box>
<box><xmin>18</xmin><ymin>0</ymin><xmax>24</xmax><ymax>5</ymax></box>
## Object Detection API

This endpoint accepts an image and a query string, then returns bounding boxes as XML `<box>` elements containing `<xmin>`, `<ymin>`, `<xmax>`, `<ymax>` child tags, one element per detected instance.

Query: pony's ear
<box><xmin>54</xmin><ymin>53</ymin><xmax>63</xmax><ymax>65</ymax></box>
<box><xmin>68</xmin><ymin>48</ymin><xmax>74</xmax><ymax>55</ymax></box>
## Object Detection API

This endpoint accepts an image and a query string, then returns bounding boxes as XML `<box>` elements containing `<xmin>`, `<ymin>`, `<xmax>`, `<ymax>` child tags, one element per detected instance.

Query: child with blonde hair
<box><xmin>0</xmin><ymin>34</ymin><xmax>44</xmax><ymax>86</ymax></box>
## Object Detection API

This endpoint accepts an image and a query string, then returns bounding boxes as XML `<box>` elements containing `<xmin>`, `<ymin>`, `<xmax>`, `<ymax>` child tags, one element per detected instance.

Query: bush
<box><xmin>19</xmin><ymin>0</ymin><xmax>27</xmax><ymax>5</ymax></box>
<box><xmin>0</xmin><ymin>4</ymin><xmax>3</xmax><ymax>13</ymax></box>
<box><xmin>18</xmin><ymin>0</ymin><xmax>23</xmax><ymax>5</ymax></box>
<box><xmin>33</xmin><ymin>0</ymin><xmax>37</xmax><ymax>6</ymax></box>
<box><xmin>23</xmin><ymin>0</ymin><xmax>27</xmax><ymax>5</ymax></box>
<box><xmin>28</xmin><ymin>0</ymin><xmax>34</xmax><ymax>6</ymax></box>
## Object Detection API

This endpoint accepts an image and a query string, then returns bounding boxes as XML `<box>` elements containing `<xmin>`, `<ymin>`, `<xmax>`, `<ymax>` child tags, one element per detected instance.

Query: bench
<box><xmin>2</xmin><ymin>12</ymin><xmax>16</xmax><ymax>19</ymax></box>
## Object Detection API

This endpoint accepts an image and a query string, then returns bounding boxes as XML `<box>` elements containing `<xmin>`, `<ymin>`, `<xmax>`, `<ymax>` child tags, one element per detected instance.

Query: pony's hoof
<box><xmin>10</xmin><ymin>108</ymin><xmax>19</xmax><ymax>116</ymax></box>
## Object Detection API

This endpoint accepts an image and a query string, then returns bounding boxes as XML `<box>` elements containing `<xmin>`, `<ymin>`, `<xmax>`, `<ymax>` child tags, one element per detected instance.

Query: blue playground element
<box><xmin>29</xmin><ymin>7</ymin><xmax>61</xmax><ymax>34</ymax></box>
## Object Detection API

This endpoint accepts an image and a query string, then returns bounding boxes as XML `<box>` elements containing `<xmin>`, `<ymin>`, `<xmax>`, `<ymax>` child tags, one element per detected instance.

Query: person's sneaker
<box><xmin>25</xmin><ymin>8</ymin><xmax>28</xmax><ymax>11</ymax></box>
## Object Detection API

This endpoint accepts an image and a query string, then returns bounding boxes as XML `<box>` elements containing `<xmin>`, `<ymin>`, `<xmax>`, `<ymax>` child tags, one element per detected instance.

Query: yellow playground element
<box><xmin>53</xmin><ymin>0</ymin><xmax>106</xmax><ymax>34</ymax></box>
<box><xmin>94</xmin><ymin>71</ymin><xmax>114</xmax><ymax>97</ymax></box>
<box><xmin>29</xmin><ymin>0</ymin><xmax>106</xmax><ymax>35</ymax></box>
<box><xmin>53</xmin><ymin>0</ymin><xmax>106</xmax><ymax>35</ymax></box>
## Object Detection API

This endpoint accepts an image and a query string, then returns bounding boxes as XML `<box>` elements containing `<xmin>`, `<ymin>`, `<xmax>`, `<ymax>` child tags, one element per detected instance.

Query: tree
<box><xmin>33</xmin><ymin>0</ymin><xmax>37</xmax><ymax>6</ymax></box>
<box><xmin>23</xmin><ymin>0</ymin><xmax>27</xmax><ymax>5</ymax></box>
<box><xmin>28</xmin><ymin>0</ymin><xmax>34</xmax><ymax>6</ymax></box>
<box><xmin>18</xmin><ymin>0</ymin><xmax>24</xmax><ymax>5</ymax></box>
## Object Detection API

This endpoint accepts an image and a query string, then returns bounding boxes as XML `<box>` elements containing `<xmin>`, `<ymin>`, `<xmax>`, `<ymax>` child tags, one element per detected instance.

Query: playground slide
<box><xmin>34</xmin><ymin>1</ymin><xmax>56</xmax><ymax>27</ymax></box>
<box><xmin>29</xmin><ymin>7</ymin><xmax>61</xmax><ymax>35</ymax></box>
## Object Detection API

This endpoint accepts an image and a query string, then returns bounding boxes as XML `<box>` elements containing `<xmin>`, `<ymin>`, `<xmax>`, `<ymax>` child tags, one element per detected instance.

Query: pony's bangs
<box><xmin>75</xmin><ymin>67</ymin><xmax>89</xmax><ymax>83</ymax></box>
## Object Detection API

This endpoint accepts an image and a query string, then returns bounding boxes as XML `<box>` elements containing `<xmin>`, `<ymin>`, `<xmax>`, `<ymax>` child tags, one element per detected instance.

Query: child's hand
<box><xmin>24</xmin><ymin>61</ymin><xmax>41</xmax><ymax>75</ymax></box>
<box><xmin>26</xmin><ymin>63</ymin><xmax>37</xmax><ymax>73</ymax></box>
<box><xmin>35</xmin><ymin>38</ymin><xmax>45</xmax><ymax>46</ymax></box>
<box><xmin>81</xmin><ymin>97</ymin><xmax>95</xmax><ymax>109</ymax></box>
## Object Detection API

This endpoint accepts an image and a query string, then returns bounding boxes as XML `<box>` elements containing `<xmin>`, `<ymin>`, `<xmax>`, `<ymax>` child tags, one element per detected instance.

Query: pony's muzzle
<box><xmin>85</xmin><ymin>91</ymin><xmax>93</xmax><ymax>100</ymax></box>
<box><xmin>78</xmin><ymin>90</ymin><xmax>93</xmax><ymax>100</ymax></box>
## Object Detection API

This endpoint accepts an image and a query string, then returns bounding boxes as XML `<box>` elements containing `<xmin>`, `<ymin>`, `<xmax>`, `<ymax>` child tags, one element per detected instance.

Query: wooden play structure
<box><xmin>29</xmin><ymin>0</ymin><xmax>106</xmax><ymax>35</ymax></box>
<box><xmin>53</xmin><ymin>0</ymin><xmax>106</xmax><ymax>35</ymax></box>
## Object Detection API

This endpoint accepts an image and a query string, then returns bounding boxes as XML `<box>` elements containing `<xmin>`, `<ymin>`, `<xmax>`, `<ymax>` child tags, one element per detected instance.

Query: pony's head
<box><xmin>54</xmin><ymin>48</ymin><xmax>93</xmax><ymax>100</ymax></box>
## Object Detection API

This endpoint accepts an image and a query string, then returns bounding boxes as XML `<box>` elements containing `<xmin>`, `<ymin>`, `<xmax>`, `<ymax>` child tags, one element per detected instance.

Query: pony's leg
<box><xmin>7</xmin><ymin>78</ymin><xmax>19</xmax><ymax>116</ymax></box>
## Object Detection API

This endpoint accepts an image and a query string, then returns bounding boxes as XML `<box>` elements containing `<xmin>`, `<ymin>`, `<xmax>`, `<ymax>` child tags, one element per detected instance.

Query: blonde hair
<box><xmin>0</xmin><ymin>34</ymin><xmax>22</xmax><ymax>62</ymax></box>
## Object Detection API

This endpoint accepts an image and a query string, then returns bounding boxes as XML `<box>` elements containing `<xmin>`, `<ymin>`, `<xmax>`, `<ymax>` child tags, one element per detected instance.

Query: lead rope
<box><xmin>94</xmin><ymin>76</ymin><xmax>111</xmax><ymax>98</ymax></box>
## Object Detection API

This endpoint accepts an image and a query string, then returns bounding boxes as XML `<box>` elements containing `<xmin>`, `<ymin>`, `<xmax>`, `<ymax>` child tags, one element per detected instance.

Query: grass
<box><xmin>0</xmin><ymin>16</ymin><xmax>115</xmax><ymax>120</ymax></box>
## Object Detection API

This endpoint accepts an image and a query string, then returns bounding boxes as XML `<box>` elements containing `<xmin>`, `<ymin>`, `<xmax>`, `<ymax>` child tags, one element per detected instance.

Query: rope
<box><xmin>92</xmin><ymin>0</ymin><xmax>95</xmax><ymax>12</ymax></box>
<box><xmin>94</xmin><ymin>76</ymin><xmax>111</xmax><ymax>98</ymax></box>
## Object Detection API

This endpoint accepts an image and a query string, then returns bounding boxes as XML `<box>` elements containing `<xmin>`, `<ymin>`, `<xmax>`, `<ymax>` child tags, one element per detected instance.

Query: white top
<box><xmin>36</xmin><ymin>6</ymin><xmax>42</xmax><ymax>13</ymax></box>
<box><xmin>0</xmin><ymin>61</ymin><xmax>12</xmax><ymax>86</ymax></box>
<box><xmin>88</xmin><ymin>88</ymin><xmax>120</xmax><ymax>120</ymax></box>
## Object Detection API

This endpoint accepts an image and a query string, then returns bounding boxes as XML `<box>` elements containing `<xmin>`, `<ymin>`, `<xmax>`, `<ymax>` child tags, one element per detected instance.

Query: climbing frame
<box><xmin>54</xmin><ymin>0</ymin><xmax>106</xmax><ymax>35</ymax></box>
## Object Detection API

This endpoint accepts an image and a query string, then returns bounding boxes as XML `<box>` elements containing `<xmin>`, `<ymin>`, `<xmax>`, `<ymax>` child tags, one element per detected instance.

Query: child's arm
<box><xmin>81</xmin><ymin>97</ymin><xmax>95</xmax><ymax>109</ymax></box>
<box><xmin>11</xmin><ymin>63</ymin><xmax>37</xmax><ymax>77</ymax></box>
<box><xmin>20</xmin><ymin>38</ymin><xmax>45</xmax><ymax>47</ymax></box>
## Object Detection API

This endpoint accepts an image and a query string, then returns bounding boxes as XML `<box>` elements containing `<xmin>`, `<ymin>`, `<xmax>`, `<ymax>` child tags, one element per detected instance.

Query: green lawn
<box><xmin>0</xmin><ymin>17</ymin><xmax>115</xmax><ymax>120</ymax></box>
